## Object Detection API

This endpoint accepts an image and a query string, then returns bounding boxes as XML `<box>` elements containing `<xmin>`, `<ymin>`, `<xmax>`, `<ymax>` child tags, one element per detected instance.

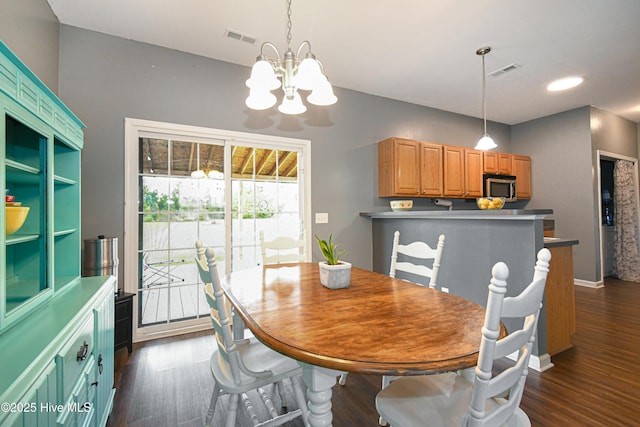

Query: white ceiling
<box><xmin>47</xmin><ymin>0</ymin><xmax>640</xmax><ymax>125</ymax></box>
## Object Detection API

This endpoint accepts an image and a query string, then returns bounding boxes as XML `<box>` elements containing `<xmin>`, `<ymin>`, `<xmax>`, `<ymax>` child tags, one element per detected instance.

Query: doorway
<box><xmin>597</xmin><ymin>150</ymin><xmax>640</xmax><ymax>283</ymax></box>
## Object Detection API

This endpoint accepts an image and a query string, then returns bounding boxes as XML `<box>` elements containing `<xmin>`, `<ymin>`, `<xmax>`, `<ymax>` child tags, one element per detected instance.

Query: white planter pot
<box><xmin>318</xmin><ymin>261</ymin><xmax>351</xmax><ymax>289</ymax></box>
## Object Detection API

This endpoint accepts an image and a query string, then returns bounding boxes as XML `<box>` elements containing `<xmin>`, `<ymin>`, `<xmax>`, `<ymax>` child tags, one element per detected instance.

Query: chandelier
<box><xmin>245</xmin><ymin>0</ymin><xmax>337</xmax><ymax>115</ymax></box>
<box><xmin>474</xmin><ymin>46</ymin><xmax>497</xmax><ymax>150</ymax></box>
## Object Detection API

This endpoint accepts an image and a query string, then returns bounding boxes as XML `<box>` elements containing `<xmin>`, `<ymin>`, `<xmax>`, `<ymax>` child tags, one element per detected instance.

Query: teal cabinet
<box><xmin>1</xmin><ymin>40</ymin><xmax>83</xmax><ymax>331</ymax></box>
<box><xmin>0</xmin><ymin>42</ymin><xmax>115</xmax><ymax>426</ymax></box>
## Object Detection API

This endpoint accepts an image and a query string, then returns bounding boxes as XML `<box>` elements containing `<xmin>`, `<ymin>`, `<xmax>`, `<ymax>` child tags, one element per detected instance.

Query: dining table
<box><xmin>222</xmin><ymin>262</ymin><xmax>493</xmax><ymax>427</ymax></box>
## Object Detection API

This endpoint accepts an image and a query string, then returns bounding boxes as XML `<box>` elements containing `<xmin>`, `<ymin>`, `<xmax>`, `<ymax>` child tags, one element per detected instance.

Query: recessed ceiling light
<box><xmin>547</xmin><ymin>76</ymin><xmax>584</xmax><ymax>92</ymax></box>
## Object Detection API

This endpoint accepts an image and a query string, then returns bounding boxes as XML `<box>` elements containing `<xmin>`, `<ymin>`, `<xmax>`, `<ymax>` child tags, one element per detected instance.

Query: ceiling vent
<box><xmin>488</xmin><ymin>63</ymin><xmax>521</xmax><ymax>78</ymax></box>
<box><xmin>224</xmin><ymin>29</ymin><xmax>257</xmax><ymax>45</ymax></box>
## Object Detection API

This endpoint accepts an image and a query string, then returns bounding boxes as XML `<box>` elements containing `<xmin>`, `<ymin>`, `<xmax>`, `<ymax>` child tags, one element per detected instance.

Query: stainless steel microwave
<box><xmin>483</xmin><ymin>174</ymin><xmax>517</xmax><ymax>202</ymax></box>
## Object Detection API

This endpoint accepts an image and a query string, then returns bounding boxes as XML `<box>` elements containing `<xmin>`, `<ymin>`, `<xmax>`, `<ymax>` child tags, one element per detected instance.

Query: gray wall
<box><xmin>0</xmin><ymin>0</ymin><xmax>59</xmax><ymax>92</ymax></box>
<box><xmin>57</xmin><ymin>25</ymin><xmax>510</xmax><ymax>278</ymax></box>
<box><xmin>512</xmin><ymin>106</ymin><xmax>639</xmax><ymax>283</ymax></box>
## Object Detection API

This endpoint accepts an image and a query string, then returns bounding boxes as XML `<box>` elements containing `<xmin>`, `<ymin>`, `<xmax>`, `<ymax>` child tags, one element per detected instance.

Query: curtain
<box><xmin>612</xmin><ymin>160</ymin><xmax>640</xmax><ymax>282</ymax></box>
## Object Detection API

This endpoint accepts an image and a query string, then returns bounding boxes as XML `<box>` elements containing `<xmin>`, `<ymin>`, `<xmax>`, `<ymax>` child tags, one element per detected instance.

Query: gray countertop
<box><xmin>360</xmin><ymin>209</ymin><xmax>553</xmax><ymax>219</ymax></box>
<box><xmin>544</xmin><ymin>237</ymin><xmax>580</xmax><ymax>247</ymax></box>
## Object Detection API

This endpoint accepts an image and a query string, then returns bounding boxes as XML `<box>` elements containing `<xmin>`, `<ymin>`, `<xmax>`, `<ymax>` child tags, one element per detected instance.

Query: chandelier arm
<box><xmin>295</xmin><ymin>40</ymin><xmax>312</xmax><ymax>60</ymax></box>
<box><xmin>260</xmin><ymin>42</ymin><xmax>282</xmax><ymax>62</ymax></box>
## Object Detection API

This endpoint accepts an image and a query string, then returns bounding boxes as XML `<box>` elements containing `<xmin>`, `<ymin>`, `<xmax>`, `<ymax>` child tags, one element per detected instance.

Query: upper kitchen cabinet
<box><xmin>378</xmin><ymin>138</ymin><xmax>419</xmax><ymax>196</ymax></box>
<box><xmin>0</xmin><ymin>41</ymin><xmax>84</xmax><ymax>331</ymax></box>
<box><xmin>443</xmin><ymin>146</ymin><xmax>483</xmax><ymax>198</ymax></box>
<box><xmin>512</xmin><ymin>154</ymin><xmax>532</xmax><ymax>199</ymax></box>
<box><xmin>419</xmin><ymin>141</ymin><xmax>443</xmax><ymax>197</ymax></box>
<box><xmin>378</xmin><ymin>138</ymin><xmax>443</xmax><ymax>197</ymax></box>
<box><xmin>483</xmin><ymin>151</ymin><xmax>512</xmax><ymax>175</ymax></box>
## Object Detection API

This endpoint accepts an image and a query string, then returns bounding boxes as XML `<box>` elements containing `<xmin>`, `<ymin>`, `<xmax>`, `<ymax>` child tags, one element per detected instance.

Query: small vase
<box><xmin>318</xmin><ymin>261</ymin><xmax>351</xmax><ymax>289</ymax></box>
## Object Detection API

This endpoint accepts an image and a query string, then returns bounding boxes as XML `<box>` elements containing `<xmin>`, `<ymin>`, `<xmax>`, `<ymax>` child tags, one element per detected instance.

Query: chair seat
<box><xmin>376</xmin><ymin>372</ymin><xmax>531</xmax><ymax>427</ymax></box>
<box><xmin>210</xmin><ymin>336</ymin><xmax>302</xmax><ymax>394</ymax></box>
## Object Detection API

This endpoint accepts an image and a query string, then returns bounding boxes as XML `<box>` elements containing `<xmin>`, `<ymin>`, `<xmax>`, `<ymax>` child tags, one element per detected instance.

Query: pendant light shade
<box><xmin>245</xmin><ymin>0</ymin><xmax>337</xmax><ymax>115</ymax></box>
<box><xmin>474</xmin><ymin>46</ymin><xmax>497</xmax><ymax>150</ymax></box>
<box><xmin>476</xmin><ymin>134</ymin><xmax>497</xmax><ymax>150</ymax></box>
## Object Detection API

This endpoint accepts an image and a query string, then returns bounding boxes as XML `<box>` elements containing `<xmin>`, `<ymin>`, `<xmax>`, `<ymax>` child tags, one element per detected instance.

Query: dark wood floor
<box><xmin>107</xmin><ymin>278</ymin><xmax>640</xmax><ymax>426</ymax></box>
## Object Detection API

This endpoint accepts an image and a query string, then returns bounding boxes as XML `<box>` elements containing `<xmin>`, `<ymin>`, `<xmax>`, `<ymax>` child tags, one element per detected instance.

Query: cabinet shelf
<box><xmin>5</xmin><ymin>234</ymin><xmax>40</xmax><ymax>245</ymax></box>
<box><xmin>54</xmin><ymin>175</ymin><xmax>77</xmax><ymax>185</ymax></box>
<box><xmin>54</xmin><ymin>228</ymin><xmax>78</xmax><ymax>237</ymax></box>
<box><xmin>5</xmin><ymin>159</ymin><xmax>41</xmax><ymax>184</ymax></box>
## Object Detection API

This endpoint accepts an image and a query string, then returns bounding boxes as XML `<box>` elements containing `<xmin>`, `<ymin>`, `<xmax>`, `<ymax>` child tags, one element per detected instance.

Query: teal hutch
<box><xmin>0</xmin><ymin>41</ymin><xmax>116</xmax><ymax>426</ymax></box>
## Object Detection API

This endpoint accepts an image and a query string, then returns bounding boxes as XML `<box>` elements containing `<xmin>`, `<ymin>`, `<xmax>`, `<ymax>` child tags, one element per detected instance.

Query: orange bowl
<box><xmin>6</xmin><ymin>206</ymin><xmax>29</xmax><ymax>235</ymax></box>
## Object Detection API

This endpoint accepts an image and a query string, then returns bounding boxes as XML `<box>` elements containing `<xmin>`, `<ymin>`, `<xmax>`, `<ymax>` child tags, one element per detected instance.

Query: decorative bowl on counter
<box><xmin>476</xmin><ymin>197</ymin><xmax>505</xmax><ymax>210</ymax></box>
<box><xmin>390</xmin><ymin>200</ymin><xmax>413</xmax><ymax>212</ymax></box>
<box><xmin>6</xmin><ymin>206</ymin><xmax>30</xmax><ymax>235</ymax></box>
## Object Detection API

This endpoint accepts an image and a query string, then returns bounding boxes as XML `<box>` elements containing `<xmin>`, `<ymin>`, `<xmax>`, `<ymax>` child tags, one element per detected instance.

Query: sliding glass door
<box><xmin>125</xmin><ymin>119</ymin><xmax>310</xmax><ymax>340</ymax></box>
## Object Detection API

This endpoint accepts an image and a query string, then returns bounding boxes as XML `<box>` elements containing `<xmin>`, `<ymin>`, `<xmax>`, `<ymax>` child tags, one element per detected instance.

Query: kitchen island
<box><xmin>360</xmin><ymin>209</ymin><xmax>554</xmax><ymax>370</ymax></box>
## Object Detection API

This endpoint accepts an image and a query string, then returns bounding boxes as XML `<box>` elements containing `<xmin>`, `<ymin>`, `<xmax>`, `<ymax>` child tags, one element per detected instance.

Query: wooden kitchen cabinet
<box><xmin>443</xmin><ymin>146</ymin><xmax>483</xmax><ymax>198</ymax></box>
<box><xmin>419</xmin><ymin>142</ymin><xmax>443</xmax><ymax>197</ymax></box>
<box><xmin>483</xmin><ymin>151</ymin><xmax>512</xmax><ymax>175</ymax></box>
<box><xmin>378</xmin><ymin>138</ymin><xmax>420</xmax><ymax>197</ymax></box>
<box><xmin>378</xmin><ymin>138</ymin><xmax>443</xmax><ymax>197</ymax></box>
<box><xmin>512</xmin><ymin>154</ymin><xmax>532</xmax><ymax>199</ymax></box>
<box><xmin>464</xmin><ymin>148</ymin><xmax>484</xmax><ymax>197</ymax></box>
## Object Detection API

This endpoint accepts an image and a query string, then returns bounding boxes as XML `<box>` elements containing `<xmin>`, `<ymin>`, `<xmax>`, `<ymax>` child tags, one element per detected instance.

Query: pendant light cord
<box><xmin>482</xmin><ymin>53</ymin><xmax>487</xmax><ymax>135</ymax></box>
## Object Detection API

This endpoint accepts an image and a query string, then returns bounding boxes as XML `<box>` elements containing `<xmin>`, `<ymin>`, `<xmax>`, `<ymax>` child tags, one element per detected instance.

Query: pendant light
<box><xmin>191</xmin><ymin>144</ymin><xmax>206</xmax><ymax>178</ymax></box>
<box><xmin>245</xmin><ymin>0</ymin><xmax>337</xmax><ymax>115</ymax></box>
<box><xmin>475</xmin><ymin>46</ymin><xmax>497</xmax><ymax>150</ymax></box>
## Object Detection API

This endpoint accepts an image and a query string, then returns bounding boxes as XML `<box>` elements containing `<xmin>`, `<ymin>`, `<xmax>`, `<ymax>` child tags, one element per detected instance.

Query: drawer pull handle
<box><xmin>76</xmin><ymin>341</ymin><xmax>89</xmax><ymax>361</ymax></box>
<box><xmin>98</xmin><ymin>354</ymin><xmax>104</xmax><ymax>375</ymax></box>
<box><xmin>91</xmin><ymin>381</ymin><xmax>99</xmax><ymax>387</ymax></box>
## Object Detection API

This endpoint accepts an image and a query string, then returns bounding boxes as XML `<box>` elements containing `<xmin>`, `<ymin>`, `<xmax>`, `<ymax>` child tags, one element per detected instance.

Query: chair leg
<box><xmin>338</xmin><ymin>373</ymin><xmax>348</xmax><ymax>385</ymax></box>
<box><xmin>291</xmin><ymin>375</ymin><xmax>309</xmax><ymax>422</ymax></box>
<box><xmin>204</xmin><ymin>382</ymin><xmax>221</xmax><ymax>427</ymax></box>
<box><xmin>276</xmin><ymin>380</ymin><xmax>288</xmax><ymax>411</ymax></box>
<box><xmin>226</xmin><ymin>393</ymin><xmax>239</xmax><ymax>427</ymax></box>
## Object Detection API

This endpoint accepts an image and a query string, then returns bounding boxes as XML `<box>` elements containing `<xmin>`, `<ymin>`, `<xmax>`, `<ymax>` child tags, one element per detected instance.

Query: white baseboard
<box><xmin>574</xmin><ymin>278</ymin><xmax>604</xmax><ymax>288</ymax></box>
<box><xmin>506</xmin><ymin>352</ymin><xmax>554</xmax><ymax>372</ymax></box>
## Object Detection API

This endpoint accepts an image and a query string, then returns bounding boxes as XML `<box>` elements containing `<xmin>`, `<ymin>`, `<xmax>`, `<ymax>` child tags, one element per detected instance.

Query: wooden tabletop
<box><xmin>223</xmin><ymin>262</ymin><xmax>489</xmax><ymax>376</ymax></box>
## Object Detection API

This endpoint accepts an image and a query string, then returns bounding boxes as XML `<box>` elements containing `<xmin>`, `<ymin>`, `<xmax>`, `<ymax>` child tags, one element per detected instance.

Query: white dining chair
<box><xmin>259</xmin><ymin>230</ymin><xmax>308</xmax><ymax>265</ymax></box>
<box><xmin>339</xmin><ymin>231</ymin><xmax>446</xmax><ymax>425</ymax></box>
<box><xmin>197</xmin><ymin>246</ymin><xmax>309</xmax><ymax>427</ymax></box>
<box><xmin>375</xmin><ymin>248</ymin><xmax>551</xmax><ymax>427</ymax></box>
<box><xmin>196</xmin><ymin>240</ymin><xmax>246</xmax><ymax>341</ymax></box>
<box><xmin>389</xmin><ymin>230</ymin><xmax>446</xmax><ymax>289</ymax></box>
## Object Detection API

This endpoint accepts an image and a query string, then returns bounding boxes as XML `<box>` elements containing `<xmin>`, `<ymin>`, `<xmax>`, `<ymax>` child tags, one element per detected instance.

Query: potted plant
<box><xmin>315</xmin><ymin>234</ymin><xmax>351</xmax><ymax>289</ymax></box>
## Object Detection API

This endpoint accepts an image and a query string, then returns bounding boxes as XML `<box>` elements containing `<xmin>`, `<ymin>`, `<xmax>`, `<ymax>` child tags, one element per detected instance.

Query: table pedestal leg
<box><xmin>299</xmin><ymin>363</ymin><xmax>344</xmax><ymax>427</ymax></box>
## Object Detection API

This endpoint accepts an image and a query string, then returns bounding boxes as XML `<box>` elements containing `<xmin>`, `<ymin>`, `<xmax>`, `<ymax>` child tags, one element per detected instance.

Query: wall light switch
<box><xmin>315</xmin><ymin>213</ymin><xmax>329</xmax><ymax>224</ymax></box>
<box><xmin>441</xmin><ymin>287</ymin><xmax>450</xmax><ymax>293</ymax></box>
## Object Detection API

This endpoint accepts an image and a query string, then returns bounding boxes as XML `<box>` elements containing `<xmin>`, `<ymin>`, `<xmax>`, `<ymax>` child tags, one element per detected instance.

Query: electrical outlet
<box><xmin>441</xmin><ymin>287</ymin><xmax>449</xmax><ymax>293</ymax></box>
<box><xmin>315</xmin><ymin>213</ymin><xmax>329</xmax><ymax>224</ymax></box>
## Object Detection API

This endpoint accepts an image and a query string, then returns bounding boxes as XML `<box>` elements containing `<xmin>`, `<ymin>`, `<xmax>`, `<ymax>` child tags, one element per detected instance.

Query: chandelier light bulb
<box><xmin>307</xmin><ymin>75</ymin><xmax>338</xmax><ymax>106</ymax></box>
<box><xmin>278</xmin><ymin>92</ymin><xmax>307</xmax><ymax>115</ymax></box>
<box><xmin>246</xmin><ymin>60</ymin><xmax>281</xmax><ymax>91</ymax></box>
<box><xmin>245</xmin><ymin>89</ymin><xmax>277</xmax><ymax>110</ymax></box>
<box><xmin>293</xmin><ymin>57</ymin><xmax>323</xmax><ymax>91</ymax></box>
